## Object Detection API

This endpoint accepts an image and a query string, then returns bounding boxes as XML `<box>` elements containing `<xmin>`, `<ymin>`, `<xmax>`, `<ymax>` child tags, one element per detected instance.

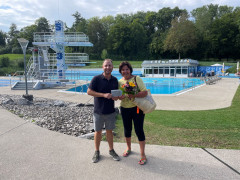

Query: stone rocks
<box><xmin>1</xmin><ymin>97</ymin><xmax>14</xmax><ymax>105</ymax></box>
<box><xmin>53</xmin><ymin>100</ymin><xmax>65</xmax><ymax>107</ymax></box>
<box><xmin>0</xmin><ymin>94</ymin><xmax>94</xmax><ymax>137</ymax></box>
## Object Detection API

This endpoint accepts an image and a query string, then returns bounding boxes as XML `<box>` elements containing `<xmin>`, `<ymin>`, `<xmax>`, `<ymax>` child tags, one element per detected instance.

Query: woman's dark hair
<box><xmin>119</xmin><ymin>61</ymin><xmax>133</xmax><ymax>74</ymax></box>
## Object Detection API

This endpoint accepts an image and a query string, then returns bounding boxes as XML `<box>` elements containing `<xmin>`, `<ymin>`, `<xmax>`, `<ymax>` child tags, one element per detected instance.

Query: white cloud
<box><xmin>0</xmin><ymin>0</ymin><xmax>240</xmax><ymax>32</ymax></box>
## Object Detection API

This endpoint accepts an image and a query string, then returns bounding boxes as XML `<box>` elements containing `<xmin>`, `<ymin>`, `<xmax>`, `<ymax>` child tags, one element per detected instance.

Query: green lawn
<box><xmin>0</xmin><ymin>54</ymin><xmax>23</xmax><ymax>60</ymax></box>
<box><xmin>1</xmin><ymin>54</ymin><xmax>237</xmax><ymax>69</ymax></box>
<box><xmin>82</xmin><ymin>60</ymin><xmax>142</xmax><ymax>68</ymax></box>
<box><xmin>114</xmin><ymin>86</ymin><xmax>240</xmax><ymax>149</ymax></box>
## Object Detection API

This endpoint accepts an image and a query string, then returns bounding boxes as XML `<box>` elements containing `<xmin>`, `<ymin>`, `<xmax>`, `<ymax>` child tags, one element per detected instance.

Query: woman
<box><xmin>118</xmin><ymin>61</ymin><xmax>148</xmax><ymax>165</ymax></box>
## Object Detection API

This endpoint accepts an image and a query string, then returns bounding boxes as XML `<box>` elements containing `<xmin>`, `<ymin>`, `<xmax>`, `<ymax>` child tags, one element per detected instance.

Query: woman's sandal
<box><xmin>123</xmin><ymin>150</ymin><xmax>131</xmax><ymax>157</ymax></box>
<box><xmin>138</xmin><ymin>157</ymin><xmax>147</xmax><ymax>165</ymax></box>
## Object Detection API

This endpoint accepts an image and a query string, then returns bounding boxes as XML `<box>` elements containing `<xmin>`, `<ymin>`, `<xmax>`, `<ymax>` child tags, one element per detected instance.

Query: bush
<box><xmin>101</xmin><ymin>49</ymin><xmax>108</xmax><ymax>60</ymax></box>
<box><xmin>0</xmin><ymin>67</ymin><xmax>16</xmax><ymax>76</ymax></box>
<box><xmin>226</xmin><ymin>65</ymin><xmax>237</xmax><ymax>73</ymax></box>
<box><xmin>12</xmin><ymin>47</ymin><xmax>23</xmax><ymax>54</ymax></box>
<box><xmin>0</xmin><ymin>46</ymin><xmax>12</xmax><ymax>54</ymax></box>
<box><xmin>0</xmin><ymin>57</ymin><xmax>10</xmax><ymax>67</ymax></box>
<box><xmin>17</xmin><ymin>59</ymin><xmax>24</xmax><ymax>69</ymax></box>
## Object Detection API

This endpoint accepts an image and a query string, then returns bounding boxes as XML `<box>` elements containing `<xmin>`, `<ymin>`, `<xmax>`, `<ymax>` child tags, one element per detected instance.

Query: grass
<box><xmin>86</xmin><ymin>60</ymin><xmax>238</xmax><ymax>69</ymax></box>
<box><xmin>114</xmin><ymin>86</ymin><xmax>240</xmax><ymax>149</ymax></box>
<box><xmin>81</xmin><ymin>60</ymin><xmax>142</xmax><ymax>68</ymax></box>
<box><xmin>0</xmin><ymin>54</ymin><xmax>23</xmax><ymax>60</ymax></box>
<box><xmin>1</xmin><ymin>54</ymin><xmax>238</xmax><ymax>69</ymax></box>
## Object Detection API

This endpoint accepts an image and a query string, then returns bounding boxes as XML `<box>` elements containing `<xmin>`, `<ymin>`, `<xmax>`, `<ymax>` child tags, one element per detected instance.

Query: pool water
<box><xmin>67</xmin><ymin>78</ymin><xmax>204</xmax><ymax>94</ymax></box>
<box><xmin>0</xmin><ymin>79</ymin><xmax>18</xmax><ymax>87</ymax></box>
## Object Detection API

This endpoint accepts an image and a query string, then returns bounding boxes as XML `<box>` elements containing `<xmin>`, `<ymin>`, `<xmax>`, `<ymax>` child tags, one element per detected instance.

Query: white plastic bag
<box><xmin>133</xmin><ymin>89</ymin><xmax>156</xmax><ymax>114</ymax></box>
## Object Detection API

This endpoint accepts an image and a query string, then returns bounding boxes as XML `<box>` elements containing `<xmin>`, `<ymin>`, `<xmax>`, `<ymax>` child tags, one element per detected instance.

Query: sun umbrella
<box><xmin>211</xmin><ymin>63</ymin><xmax>222</xmax><ymax>66</ymax></box>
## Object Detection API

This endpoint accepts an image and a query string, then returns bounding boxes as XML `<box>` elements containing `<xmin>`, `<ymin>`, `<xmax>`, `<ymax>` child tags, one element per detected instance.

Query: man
<box><xmin>87</xmin><ymin>59</ymin><xmax>120</xmax><ymax>163</ymax></box>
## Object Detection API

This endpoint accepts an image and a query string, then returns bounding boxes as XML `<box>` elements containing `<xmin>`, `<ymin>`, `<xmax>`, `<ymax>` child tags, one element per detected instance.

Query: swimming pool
<box><xmin>0</xmin><ymin>79</ymin><xmax>18</xmax><ymax>87</ymax></box>
<box><xmin>67</xmin><ymin>78</ymin><xmax>204</xmax><ymax>94</ymax></box>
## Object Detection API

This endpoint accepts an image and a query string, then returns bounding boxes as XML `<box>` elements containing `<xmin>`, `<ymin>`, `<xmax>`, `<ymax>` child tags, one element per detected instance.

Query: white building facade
<box><xmin>142</xmin><ymin>59</ymin><xmax>199</xmax><ymax>78</ymax></box>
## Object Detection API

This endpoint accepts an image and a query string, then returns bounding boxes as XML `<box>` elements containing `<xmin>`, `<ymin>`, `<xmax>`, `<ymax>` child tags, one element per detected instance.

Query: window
<box><xmin>149</xmin><ymin>68</ymin><xmax>153</xmax><ymax>74</ymax></box>
<box><xmin>165</xmin><ymin>67</ymin><xmax>169</xmax><ymax>74</ymax></box>
<box><xmin>159</xmin><ymin>67</ymin><xmax>163</xmax><ymax>74</ymax></box>
<box><xmin>176</xmin><ymin>66</ymin><xmax>181</xmax><ymax>74</ymax></box>
<box><xmin>182</xmin><ymin>66</ymin><xmax>187</xmax><ymax>74</ymax></box>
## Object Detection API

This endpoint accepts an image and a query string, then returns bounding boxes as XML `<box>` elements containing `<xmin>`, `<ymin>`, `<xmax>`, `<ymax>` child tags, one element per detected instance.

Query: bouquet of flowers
<box><xmin>120</xmin><ymin>81</ymin><xmax>139</xmax><ymax>95</ymax></box>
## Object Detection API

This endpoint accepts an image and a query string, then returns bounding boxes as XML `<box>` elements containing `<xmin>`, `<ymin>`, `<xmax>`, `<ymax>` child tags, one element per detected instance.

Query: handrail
<box><xmin>33</xmin><ymin>32</ymin><xmax>89</xmax><ymax>42</ymax></box>
<box><xmin>35</xmin><ymin>69</ymin><xmax>82</xmax><ymax>82</ymax></box>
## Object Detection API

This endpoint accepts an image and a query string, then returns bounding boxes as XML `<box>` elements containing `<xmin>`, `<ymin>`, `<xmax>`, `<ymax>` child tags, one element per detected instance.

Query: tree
<box><xmin>115</xmin><ymin>14</ymin><xmax>132</xmax><ymax>24</ymax></box>
<box><xmin>87</xmin><ymin>17</ymin><xmax>107</xmax><ymax>58</ymax></box>
<box><xmin>149</xmin><ymin>7</ymin><xmax>187</xmax><ymax>59</ymax></box>
<box><xmin>6</xmin><ymin>23</ymin><xmax>20</xmax><ymax>53</ymax></box>
<box><xmin>19</xmin><ymin>24</ymin><xmax>37</xmax><ymax>46</ymax></box>
<box><xmin>129</xmin><ymin>20</ymin><xmax>148</xmax><ymax>59</ymax></box>
<box><xmin>156</xmin><ymin>7</ymin><xmax>188</xmax><ymax>32</ymax></box>
<box><xmin>144</xmin><ymin>11</ymin><xmax>157</xmax><ymax>37</ymax></box>
<box><xmin>35</xmin><ymin>17</ymin><xmax>51</xmax><ymax>32</ymax></box>
<box><xmin>8</xmin><ymin>23</ymin><xmax>19</xmax><ymax>39</ymax></box>
<box><xmin>0</xmin><ymin>57</ymin><xmax>10</xmax><ymax>67</ymax></box>
<box><xmin>164</xmin><ymin>14</ymin><xmax>198</xmax><ymax>59</ymax></box>
<box><xmin>101</xmin><ymin>15</ymin><xmax>115</xmax><ymax>34</ymax></box>
<box><xmin>150</xmin><ymin>31</ymin><xmax>168</xmax><ymax>59</ymax></box>
<box><xmin>208</xmin><ymin>13</ymin><xmax>240</xmax><ymax>60</ymax></box>
<box><xmin>191</xmin><ymin>4</ymin><xmax>233</xmax><ymax>35</ymax></box>
<box><xmin>131</xmin><ymin>11</ymin><xmax>147</xmax><ymax>24</ymax></box>
<box><xmin>71</xmin><ymin>11</ymin><xmax>87</xmax><ymax>33</ymax></box>
<box><xmin>107</xmin><ymin>21</ymin><xmax>131</xmax><ymax>58</ymax></box>
<box><xmin>0</xmin><ymin>30</ymin><xmax>6</xmax><ymax>47</ymax></box>
<box><xmin>101</xmin><ymin>49</ymin><xmax>108</xmax><ymax>60</ymax></box>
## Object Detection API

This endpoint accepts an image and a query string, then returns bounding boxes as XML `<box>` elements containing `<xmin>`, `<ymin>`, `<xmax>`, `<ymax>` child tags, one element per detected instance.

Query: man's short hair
<box><xmin>103</xmin><ymin>59</ymin><xmax>113</xmax><ymax>64</ymax></box>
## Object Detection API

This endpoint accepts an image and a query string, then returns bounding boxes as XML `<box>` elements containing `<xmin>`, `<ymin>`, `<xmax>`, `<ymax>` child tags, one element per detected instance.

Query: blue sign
<box><xmin>55</xmin><ymin>22</ymin><xmax>62</xmax><ymax>31</ymax></box>
<box><xmin>58</xmin><ymin>70</ymin><xmax>63</xmax><ymax>77</ymax></box>
<box><xmin>56</xmin><ymin>53</ymin><xmax>63</xmax><ymax>59</ymax></box>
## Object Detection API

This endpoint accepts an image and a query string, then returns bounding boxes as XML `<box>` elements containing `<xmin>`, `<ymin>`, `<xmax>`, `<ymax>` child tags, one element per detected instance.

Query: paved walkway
<box><xmin>0</xmin><ymin>107</ymin><xmax>239</xmax><ymax>180</ymax></box>
<box><xmin>0</xmin><ymin>77</ymin><xmax>240</xmax><ymax>179</ymax></box>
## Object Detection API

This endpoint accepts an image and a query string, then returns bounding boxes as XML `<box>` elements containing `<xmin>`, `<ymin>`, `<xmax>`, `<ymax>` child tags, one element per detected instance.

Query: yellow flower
<box><xmin>129</xmin><ymin>82</ymin><xmax>135</xmax><ymax>87</ymax></box>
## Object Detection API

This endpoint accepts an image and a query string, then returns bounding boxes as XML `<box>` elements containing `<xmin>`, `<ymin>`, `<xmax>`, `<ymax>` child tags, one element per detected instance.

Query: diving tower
<box><xmin>12</xmin><ymin>20</ymin><xmax>93</xmax><ymax>90</ymax></box>
<box><xmin>32</xmin><ymin>20</ymin><xmax>93</xmax><ymax>81</ymax></box>
<box><xmin>12</xmin><ymin>20</ymin><xmax>94</xmax><ymax>90</ymax></box>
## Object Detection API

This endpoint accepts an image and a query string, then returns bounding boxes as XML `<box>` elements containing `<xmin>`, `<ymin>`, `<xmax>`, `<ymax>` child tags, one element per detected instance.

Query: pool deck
<box><xmin>0</xmin><ymin>77</ymin><xmax>239</xmax><ymax>111</ymax></box>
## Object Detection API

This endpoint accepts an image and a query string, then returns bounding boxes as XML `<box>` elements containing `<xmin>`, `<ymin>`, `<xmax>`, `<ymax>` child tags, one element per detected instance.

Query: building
<box><xmin>142</xmin><ymin>59</ymin><xmax>199</xmax><ymax>77</ymax></box>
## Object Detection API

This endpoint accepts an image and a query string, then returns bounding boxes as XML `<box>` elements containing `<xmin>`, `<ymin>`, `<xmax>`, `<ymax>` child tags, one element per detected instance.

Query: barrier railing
<box><xmin>33</xmin><ymin>32</ymin><xmax>89</xmax><ymax>42</ymax></box>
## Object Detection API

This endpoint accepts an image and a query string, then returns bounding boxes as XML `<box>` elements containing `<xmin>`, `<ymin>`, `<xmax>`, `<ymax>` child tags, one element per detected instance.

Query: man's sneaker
<box><xmin>109</xmin><ymin>149</ymin><xmax>120</xmax><ymax>161</ymax></box>
<box><xmin>92</xmin><ymin>150</ymin><xmax>100</xmax><ymax>163</ymax></box>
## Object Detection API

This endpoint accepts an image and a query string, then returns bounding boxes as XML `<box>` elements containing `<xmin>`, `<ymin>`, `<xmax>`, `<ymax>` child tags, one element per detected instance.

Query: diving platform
<box><xmin>33</xmin><ymin>32</ymin><xmax>93</xmax><ymax>47</ymax></box>
<box><xmin>13</xmin><ymin>20</ymin><xmax>94</xmax><ymax>89</ymax></box>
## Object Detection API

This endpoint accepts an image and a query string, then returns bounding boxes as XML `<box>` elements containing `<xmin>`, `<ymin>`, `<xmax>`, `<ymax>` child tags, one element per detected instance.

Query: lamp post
<box><xmin>18</xmin><ymin>38</ymin><xmax>33</xmax><ymax>101</ymax></box>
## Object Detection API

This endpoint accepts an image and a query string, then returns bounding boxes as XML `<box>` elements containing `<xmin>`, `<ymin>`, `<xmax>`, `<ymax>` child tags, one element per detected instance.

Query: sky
<box><xmin>0</xmin><ymin>0</ymin><xmax>240</xmax><ymax>33</ymax></box>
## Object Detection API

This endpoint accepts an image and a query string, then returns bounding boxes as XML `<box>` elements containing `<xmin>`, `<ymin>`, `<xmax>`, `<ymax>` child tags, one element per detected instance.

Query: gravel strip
<box><xmin>0</xmin><ymin>94</ymin><xmax>95</xmax><ymax>137</ymax></box>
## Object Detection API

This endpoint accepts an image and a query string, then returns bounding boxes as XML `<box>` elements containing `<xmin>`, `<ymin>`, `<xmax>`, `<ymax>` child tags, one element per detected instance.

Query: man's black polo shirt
<box><xmin>89</xmin><ymin>73</ymin><xmax>118</xmax><ymax>115</ymax></box>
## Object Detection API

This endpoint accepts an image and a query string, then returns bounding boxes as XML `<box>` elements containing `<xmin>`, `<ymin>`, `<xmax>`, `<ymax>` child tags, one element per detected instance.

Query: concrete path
<box><xmin>0</xmin><ymin>107</ymin><xmax>240</xmax><ymax>180</ymax></box>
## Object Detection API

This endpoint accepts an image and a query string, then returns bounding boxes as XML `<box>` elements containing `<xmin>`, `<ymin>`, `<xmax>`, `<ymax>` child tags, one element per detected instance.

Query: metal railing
<box><xmin>48</xmin><ymin>53</ymin><xmax>89</xmax><ymax>66</ymax></box>
<box><xmin>34</xmin><ymin>69</ymin><xmax>82</xmax><ymax>82</ymax></box>
<box><xmin>33</xmin><ymin>32</ymin><xmax>89</xmax><ymax>42</ymax></box>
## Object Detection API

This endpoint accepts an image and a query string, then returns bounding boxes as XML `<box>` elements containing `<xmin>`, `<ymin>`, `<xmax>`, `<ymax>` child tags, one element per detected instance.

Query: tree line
<box><xmin>0</xmin><ymin>4</ymin><xmax>240</xmax><ymax>61</ymax></box>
